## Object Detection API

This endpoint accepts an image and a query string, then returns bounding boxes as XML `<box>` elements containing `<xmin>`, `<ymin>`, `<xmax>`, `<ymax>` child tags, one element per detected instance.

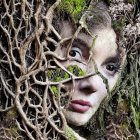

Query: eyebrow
<box><xmin>72</xmin><ymin>38</ymin><xmax>89</xmax><ymax>48</ymax></box>
<box><xmin>102</xmin><ymin>52</ymin><xmax>121</xmax><ymax>65</ymax></box>
<box><xmin>72</xmin><ymin>38</ymin><xmax>90</xmax><ymax>60</ymax></box>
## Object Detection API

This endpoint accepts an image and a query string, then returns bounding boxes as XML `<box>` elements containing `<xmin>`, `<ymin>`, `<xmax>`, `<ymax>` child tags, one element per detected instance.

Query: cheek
<box><xmin>90</xmin><ymin>76</ymin><xmax>108</xmax><ymax>102</ymax></box>
<box><xmin>96</xmin><ymin>64</ymin><xmax>119</xmax><ymax>92</ymax></box>
<box><xmin>97</xmin><ymin>83</ymin><xmax>108</xmax><ymax>102</ymax></box>
<box><xmin>107</xmin><ymin>75</ymin><xmax>119</xmax><ymax>91</ymax></box>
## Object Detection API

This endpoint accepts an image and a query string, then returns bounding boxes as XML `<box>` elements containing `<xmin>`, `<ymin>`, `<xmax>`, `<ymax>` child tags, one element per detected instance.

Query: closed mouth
<box><xmin>69</xmin><ymin>100</ymin><xmax>91</xmax><ymax>113</ymax></box>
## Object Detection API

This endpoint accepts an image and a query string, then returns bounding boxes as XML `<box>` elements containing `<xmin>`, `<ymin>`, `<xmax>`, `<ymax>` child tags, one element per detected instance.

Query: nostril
<box><xmin>81</xmin><ymin>86</ymin><xmax>96</xmax><ymax>94</ymax></box>
<box><xmin>79</xmin><ymin>81</ymin><xmax>96</xmax><ymax>94</ymax></box>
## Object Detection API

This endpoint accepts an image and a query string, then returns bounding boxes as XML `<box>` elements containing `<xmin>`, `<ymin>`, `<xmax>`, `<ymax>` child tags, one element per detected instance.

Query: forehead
<box><xmin>77</xmin><ymin>28</ymin><xmax>118</xmax><ymax>59</ymax></box>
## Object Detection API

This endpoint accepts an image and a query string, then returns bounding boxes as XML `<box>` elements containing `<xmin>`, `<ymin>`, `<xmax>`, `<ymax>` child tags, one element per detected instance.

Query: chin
<box><xmin>64</xmin><ymin>110</ymin><xmax>93</xmax><ymax>126</ymax></box>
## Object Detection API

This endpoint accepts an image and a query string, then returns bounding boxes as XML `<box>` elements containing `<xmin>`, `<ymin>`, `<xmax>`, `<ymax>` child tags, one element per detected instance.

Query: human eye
<box><xmin>69</xmin><ymin>47</ymin><xmax>82</xmax><ymax>60</ymax></box>
<box><xmin>105</xmin><ymin>63</ymin><xmax>121</xmax><ymax>76</ymax></box>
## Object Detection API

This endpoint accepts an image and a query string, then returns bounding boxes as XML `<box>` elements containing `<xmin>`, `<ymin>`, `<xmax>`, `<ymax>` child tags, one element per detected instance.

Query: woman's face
<box><xmin>56</xmin><ymin>24</ymin><xmax>124</xmax><ymax>126</ymax></box>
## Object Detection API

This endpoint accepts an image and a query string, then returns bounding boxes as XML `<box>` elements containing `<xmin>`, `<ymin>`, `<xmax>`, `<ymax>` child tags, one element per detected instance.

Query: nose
<box><xmin>78</xmin><ymin>78</ymin><xmax>96</xmax><ymax>94</ymax></box>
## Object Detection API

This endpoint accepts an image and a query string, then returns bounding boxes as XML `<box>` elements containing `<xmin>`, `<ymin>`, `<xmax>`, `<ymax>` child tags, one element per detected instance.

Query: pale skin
<box><xmin>55</xmin><ymin>21</ymin><xmax>125</xmax><ymax>127</ymax></box>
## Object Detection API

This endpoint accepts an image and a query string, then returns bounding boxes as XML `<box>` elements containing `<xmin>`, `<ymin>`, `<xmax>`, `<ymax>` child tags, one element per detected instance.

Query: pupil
<box><xmin>69</xmin><ymin>50</ymin><xmax>76</xmax><ymax>57</ymax></box>
<box><xmin>107</xmin><ymin>65</ymin><xmax>114</xmax><ymax>71</ymax></box>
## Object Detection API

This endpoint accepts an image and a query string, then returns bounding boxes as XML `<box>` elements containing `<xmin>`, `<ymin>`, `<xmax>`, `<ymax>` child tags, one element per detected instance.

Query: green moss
<box><xmin>131</xmin><ymin>93</ymin><xmax>140</xmax><ymax>130</ymax></box>
<box><xmin>64</xmin><ymin>72</ymin><xmax>70</xmax><ymax>79</ymax></box>
<box><xmin>51</xmin><ymin>86</ymin><xmax>59</xmax><ymax>97</ymax></box>
<box><xmin>67</xmin><ymin>65</ymin><xmax>85</xmax><ymax>76</ymax></box>
<box><xmin>47</xmin><ymin>68</ymin><xmax>70</xmax><ymax>82</ymax></box>
<box><xmin>58</xmin><ymin>0</ymin><xmax>89</xmax><ymax>21</ymax></box>
<box><xmin>47</xmin><ymin>70</ymin><xmax>54</xmax><ymax>80</ymax></box>
<box><xmin>56</xmin><ymin>76</ymin><xmax>62</xmax><ymax>82</ymax></box>
<box><xmin>47</xmin><ymin>66</ymin><xmax>85</xmax><ymax>82</ymax></box>
<box><xmin>64</xmin><ymin>125</ymin><xmax>77</xmax><ymax>140</ymax></box>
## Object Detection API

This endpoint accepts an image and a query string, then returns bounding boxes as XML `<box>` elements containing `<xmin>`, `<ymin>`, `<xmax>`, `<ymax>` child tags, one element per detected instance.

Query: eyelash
<box><xmin>114</xmin><ymin>66</ymin><xmax>121</xmax><ymax>73</ymax></box>
<box><xmin>68</xmin><ymin>44</ymin><xmax>122</xmax><ymax>75</ymax></box>
<box><xmin>106</xmin><ymin>63</ymin><xmax>121</xmax><ymax>75</ymax></box>
<box><xmin>69</xmin><ymin>47</ymin><xmax>82</xmax><ymax>58</ymax></box>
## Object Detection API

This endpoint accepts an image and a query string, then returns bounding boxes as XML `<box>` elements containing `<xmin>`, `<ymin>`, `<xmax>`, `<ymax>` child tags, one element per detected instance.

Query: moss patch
<box><xmin>58</xmin><ymin>0</ymin><xmax>89</xmax><ymax>21</ymax></box>
<box><xmin>47</xmin><ymin>65</ymin><xmax>85</xmax><ymax>82</ymax></box>
<box><xmin>64</xmin><ymin>125</ymin><xmax>77</xmax><ymax>140</ymax></box>
<box><xmin>51</xmin><ymin>85</ymin><xmax>59</xmax><ymax>98</ymax></box>
<box><xmin>67</xmin><ymin>65</ymin><xmax>85</xmax><ymax>76</ymax></box>
<box><xmin>47</xmin><ymin>68</ymin><xmax>70</xmax><ymax>82</ymax></box>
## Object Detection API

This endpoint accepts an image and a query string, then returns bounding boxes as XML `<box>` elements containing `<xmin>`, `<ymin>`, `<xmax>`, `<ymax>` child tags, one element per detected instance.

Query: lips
<box><xmin>69</xmin><ymin>100</ymin><xmax>91</xmax><ymax>113</ymax></box>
